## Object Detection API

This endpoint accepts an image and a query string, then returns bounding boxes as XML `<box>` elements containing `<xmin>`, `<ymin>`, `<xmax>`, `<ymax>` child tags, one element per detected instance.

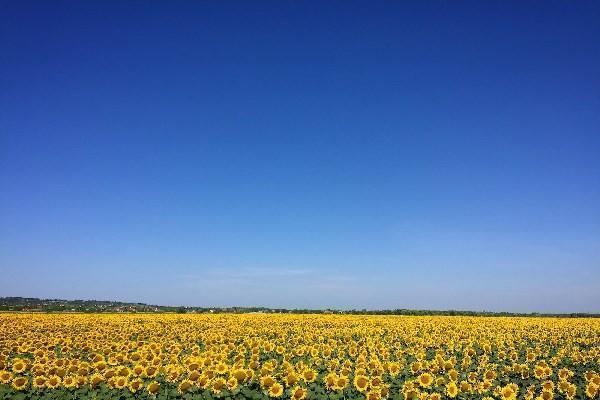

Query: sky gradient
<box><xmin>1</xmin><ymin>1</ymin><xmax>599</xmax><ymax>312</ymax></box>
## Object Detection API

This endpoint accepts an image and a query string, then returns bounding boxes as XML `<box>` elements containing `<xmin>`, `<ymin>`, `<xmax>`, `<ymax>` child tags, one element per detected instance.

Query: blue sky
<box><xmin>1</xmin><ymin>1</ymin><xmax>599</xmax><ymax>312</ymax></box>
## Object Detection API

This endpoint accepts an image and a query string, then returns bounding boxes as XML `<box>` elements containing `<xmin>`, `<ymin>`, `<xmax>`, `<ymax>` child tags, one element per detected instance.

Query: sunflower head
<box><xmin>0</xmin><ymin>370</ymin><xmax>12</xmax><ymax>384</ymax></box>
<box><xmin>178</xmin><ymin>379</ymin><xmax>194</xmax><ymax>394</ymax></box>
<box><xmin>211</xmin><ymin>377</ymin><xmax>226</xmax><ymax>394</ymax></box>
<box><xmin>46</xmin><ymin>375</ymin><xmax>62</xmax><ymax>389</ymax></box>
<box><xmin>147</xmin><ymin>381</ymin><xmax>160</xmax><ymax>396</ymax></box>
<box><xmin>12</xmin><ymin>376</ymin><xmax>28</xmax><ymax>391</ymax></box>
<box><xmin>418</xmin><ymin>373</ymin><xmax>433</xmax><ymax>388</ymax></box>
<box><xmin>291</xmin><ymin>386</ymin><xmax>307</xmax><ymax>400</ymax></box>
<box><xmin>268</xmin><ymin>382</ymin><xmax>284</xmax><ymax>398</ymax></box>
<box><xmin>128</xmin><ymin>379</ymin><xmax>143</xmax><ymax>393</ymax></box>
<box><xmin>446</xmin><ymin>382</ymin><xmax>458</xmax><ymax>398</ymax></box>
<box><xmin>11</xmin><ymin>359</ymin><xmax>28</xmax><ymax>373</ymax></box>
<box><xmin>33</xmin><ymin>376</ymin><xmax>46</xmax><ymax>389</ymax></box>
<box><xmin>353</xmin><ymin>374</ymin><xmax>369</xmax><ymax>392</ymax></box>
<box><xmin>227</xmin><ymin>376</ymin><xmax>238</xmax><ymax>390</ymax></box>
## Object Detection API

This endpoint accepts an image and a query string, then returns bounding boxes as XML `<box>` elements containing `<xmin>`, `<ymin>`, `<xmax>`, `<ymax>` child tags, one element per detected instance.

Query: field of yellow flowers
<box><xmin>0</xmin><ymin>313</ymin><xmax>598</xmax><ymax>400</ymax></box>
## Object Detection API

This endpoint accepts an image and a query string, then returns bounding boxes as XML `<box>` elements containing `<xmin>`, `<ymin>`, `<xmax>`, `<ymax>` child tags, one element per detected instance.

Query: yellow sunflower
<box><xmin>128</xmin><ymin>378</ymin><xmax>143</xmax><ymax>393</ymax></box>
<box><xmin>354</xmin><ymin>374</ymin><xmax>369</xmax><ymax>392</ymax></box>
<box><xmin>446</xmin><ymin>381</ymin><xmax>458</xmax><ymax>398</ymax></box>
<box><xmin>0</xmin><ymin>370</ymin><xmax>13</xmax><ymax>384</ymax></box>
<box><xmin>113</xmin><ymin>376</ymin><xmax>128</xmax><ymax>390</ymax></box>
<box><xmin>418</xmin><ymin>373</ymin><xmax>434</xmax><ymax>388</ymax></box>
<box><xmin>11</xmin><ymin>359</ymin><xmax>27</xmax><ymax>374</ymax></box>
<box><xmin>302</xmin><ymin>369</ymin><xmax>317</xmax><ymax>383</ymax></box>
<box><xmin>46</xmin><ymin>375</ymin><xmax>61</xmax><ymax>389</ymax></box>
<box><xmin>211</xmin><ymin>377</ymin><xmax>226</xmax><ymax>394</ymax></box>
<box><xmin>12</xmin><ymin>376</ymin><xmax>28</xmax><ymax>391</ymax></box>
<box><xmin>147</xmin><ymin>380</ymin><xmax>160</xmax><ymax>396</ymax></box>
<box><xmin>33</xmin><ymin>376</ymin><xmax>46</xmax><ymax>389</ymax></box>
<box><xmin>291</xmin><ymin>386</ymin><xmax>307</xmax><ymax>400</ymax></box>
<box><xmin>268</xmin><ymin>382</ymin><xmax>284</xmax><ymax>398</ymax></box>
<box><xmin>178</xmin><ymin>379</ymin><xmax>194</xmax><ymax>394</ymax></box>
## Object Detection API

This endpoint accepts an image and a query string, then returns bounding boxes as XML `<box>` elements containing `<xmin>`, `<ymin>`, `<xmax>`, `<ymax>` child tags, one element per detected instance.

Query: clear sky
<box><xmin>1</xmin><ymin>1</ymin><xmax>599</xmax><ymax>313</ymax></box>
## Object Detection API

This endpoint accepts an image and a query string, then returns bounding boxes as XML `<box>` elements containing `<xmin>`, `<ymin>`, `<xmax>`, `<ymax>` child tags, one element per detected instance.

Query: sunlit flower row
<box><xmin>0</xmin><ymin>313</ymin><xmax>598</xmax><ymax>399</ymax></box>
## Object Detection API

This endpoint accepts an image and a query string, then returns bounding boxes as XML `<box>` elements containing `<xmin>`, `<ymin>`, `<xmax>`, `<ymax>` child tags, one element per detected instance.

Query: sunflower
<box><xmin>371</xmin><ymin>375</ymin><xmax>383</xmax><ymax>387</ymax></box>
<box><xmin>410</xmin><ymin>362</ymin><xmax>422</xmax><ymax>374</ymax></box>
<box><xmin>284</xmin><ymin>371</ymin><xmax>299</xmax><ymax>386</ymax></box>
<box><xmin>585</xmin><ymin>383</ymin><xmax>598</xmax><ymax>399</ymax></box>
<box><xmin>188</xmin><ymin>369</ymin><xmax>201</xmax><ymax>381</ymax></box>
<box><xmin>132</xmin><ymin>364</ymin><xmax>144</xmax><ymax>376</ymax></box>
<box><xmin>227</xmin><ymin>376</ymin><xmax>238</xmax><ymax>390</ymax></box>
<box><xmin>558</xmin><ymin>368</ymin><xmax>573</xmax><ymax>380</ymax></box>
<box><xmin>197</xmin><ymin>373</ymin><xmax>211</xmax><ymax>389</ymax></box>
<box><xmin>484</xmin><ymin>370</ymin><xmax>497</xmax><ymax>380</ymax></box>
<box><xmin>334</xmin><ymin>376</ymin><xmax>348</xmax><ymax>391</ymax></box>
<box><xmin>232</xmin><ymin>368</ymin><xmax>248</xmax><ymax>383</ymax></box>
<box><xmin>33</xmin><ymin>375</ymin><xmax>46</xmax><ymax>389</ymax></box>
<box><xmin>260</xmin><ymin>374</ymin><xmax>276</xmax><ymax>389</ymax></box>
<box><xmin>290</xmin><ymin>386</ymin><xmax>307</xmax><ymax>400</ymax></box>
<box><xmin>402</xmin><ymin>380</ymin><xmax>416</xmax><ymax>392</ymax></box>
<box><xmin>367</xmin><ymin>389</ymin><xmax>382</xmax><ymax>400</ymax></box>
<box><xmin>0</xmin><ymin>370</ymin><xmax>12</xmax><ymax>384</ymax></box>
<box><xmin>467</xmin><ymin>372</ymin><xmax>478</xmax><ymax>383</ymax></box>
<box><xmin>63</xmin><ymin>375</ymin><xmax>78</xmax><ymax>388</ymax></box>
<box><xmin>215</xmin><ymin>362</ymin><xmax>228</xmax><ymax>375</ymax></box>
<box><xmin>178</xmin><ymin>379</ymin><xmax>194</xmax><ymax>394</ymax></box>
<box><xmin>91</xmin><ymin>354</ymin><xmax>104</xmax><ymax>364</ymax></box>
<box><xmin>89</xmin><ymin>373</ymin><xmax>104</xmax><ymax>387</ymax></box>
<box><xmin>351</xmin><ymin>374</ymin><xmax>368</xmax><ymax>392</ymax></box>
<box><xmin>128</xmin><ymin>378</ymin><xmax>143</xmax><ymax>393</ymax></box>
<box><xmin>302</xmin><ymin>369</ymin><xmax>317</xmax><ymax>383</ymax></box>
<box><xmin>165</xmin><ymin>367</ymin><xmax>180</xmax><ymax>382</ymax></box>
<box><xmin>460</xmin><ymin>380</ymin><xmax>471</xmax><ymax>393</ymax></box>
<box><xmin>446</xmin><ymin>381</ymin><xmax>458</xmax><ymax>398</ymax></box>
<box><xmin>418</xmin><ymin>373</ymin><xmax>433</xmax><ymax>388</ymax></box>
<box><xmin>113</xmin><ymin>376</ymin><xmax>128</xmax><ymax>390</ymax></box>
<box><xmin>565</xmin><ymin>384</ymin><xmax>576</xmax><ymax>399</ymax></box>
<box><xmin>46</xmin><ymin>375</ymin><xmax>61</xmax><ymax>389</ymax></box>
<box><xmin>93</xmin><ymin>361</ymin><xmax>107</xmax><ymax>372</ymax></box>
<box><xmin>501</xmin><ymin>385</ymin><xmax>516</xmax><ymax>400</ymax></box>
<box><xmin>448</xmin><ymin>369</ymin><xmax>458</xmax><ymax>381</ymax></box>
<box><xmin>147</xmin><ymin>380</ymin><xmax>160</xmax><ymax>396</ymax></box>
<box><xmin>268</xmin><ymin>382</ymin><xmax>284</xmax><ymax>397</ymax></box>
<box><xmin>117</xmin><ymin>366</ymin><xmax>130</xmax><ymax>377</ymax></box>
<box><xmin>144</xmin><ymin>366</ymin><xmax>159</xmax><ymax>378</ymax></box>
<box><xmin>11</xmin><ymin>376</ymin><xmax>28</xmax><ymax>391</ymax></box>
<box><xmin>211</xmin><ymin>377</ymin><xmax>226</xmax><ymax>394</ymax></box>
<box><xmin>404</xmin><ymin>388</ymin><xmax>420</xmax><ymax>400</ymax></box>
<box><xmin>11</xmin><ymin>359</ymin><xmax>27</xmax><ymax>373</ymax></box>
<box><xmin>388</xmin><ymin>362</ymin><xmax>401</xmax><ymax>377</ymax></box>
<box><xmin>535</xmin><ymin>365</ymin><xmax>546</xmax><ymax>379</ymax></box>
<box><xmin>78</xmin><ymin>365</ymin><xmax>90</xmax><ymax>377</ymax></box>
<box><xmin>324</xmin><ymin>372</ymin><xmax>337</xmax><ymax>390</ymax></box>
<box><xmin>104</xmin><ymin>368</ymin><xmax>117</xmax><ymax>380</ymax></box>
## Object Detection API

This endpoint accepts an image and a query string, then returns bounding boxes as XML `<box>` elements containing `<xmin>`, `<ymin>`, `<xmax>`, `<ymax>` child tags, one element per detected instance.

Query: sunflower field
<box><xmin>0</xmin><ymin>314</ymin><xmax>598</xmax><ymax>400</ymax></box>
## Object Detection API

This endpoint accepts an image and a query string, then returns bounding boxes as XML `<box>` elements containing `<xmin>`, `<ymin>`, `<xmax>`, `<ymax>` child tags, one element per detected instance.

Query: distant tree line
<box><xmin>1</xmin><ymin>297</ymin><xmax>597</xmax><ymax>317</ymax></box>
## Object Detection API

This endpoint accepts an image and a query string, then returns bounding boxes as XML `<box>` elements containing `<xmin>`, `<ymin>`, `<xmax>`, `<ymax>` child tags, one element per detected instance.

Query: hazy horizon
<box><xmin>1</xmin><ymin>1</ymin><xmax>599</xmax><ymax>313</ymax></box>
